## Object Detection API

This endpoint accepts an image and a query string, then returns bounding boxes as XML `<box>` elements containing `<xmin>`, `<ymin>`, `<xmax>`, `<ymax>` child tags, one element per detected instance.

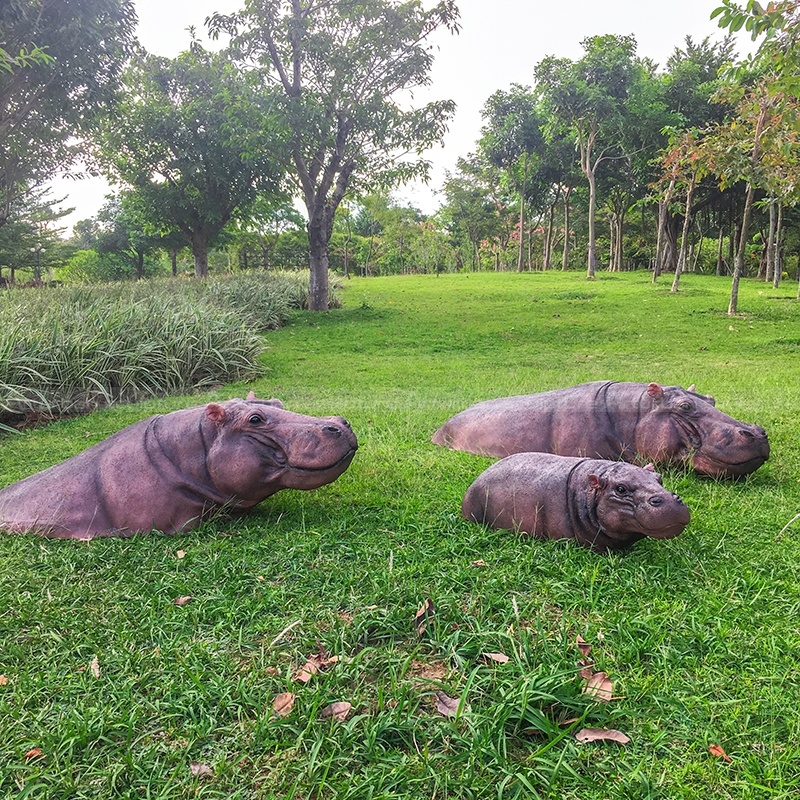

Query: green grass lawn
<box><xmin>1</xmin><ymin>270</ymin><xmax>799</xmax><ymax>799</ymax></box>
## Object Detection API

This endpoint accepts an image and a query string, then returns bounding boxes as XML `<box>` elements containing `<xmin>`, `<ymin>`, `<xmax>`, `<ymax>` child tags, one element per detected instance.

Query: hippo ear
<box><xmin>687</xmin><ymin>384</ymin><xmax>695</xmax><ymax>393</ymax></box>
<box><xmin>646</xmin><ymin>383</ymin><xmax>664</xmax><ymax>402</ymax></box>
<box><xmin>205</xmin><ymin>403</ymin><xmax>226</xmax><ymax>425</ymax></box>
<box><xmin>264</xmin><ymin>398</ymin><xmax>284</xmax><ymax>408</ymax></box>
<box><xmin>246</xmin><ymin>390</ymin><xmax>256</xmax><ymax>401</ymax></box>
<box><xmin>643</xmin><ymin>463</ymin><xmax>655</xmax><ymax>472</ymax></box>
<box><xmin>587</xmin><ymin>474</ymin><xmax>605</xmax><ymax>490</ymax></box>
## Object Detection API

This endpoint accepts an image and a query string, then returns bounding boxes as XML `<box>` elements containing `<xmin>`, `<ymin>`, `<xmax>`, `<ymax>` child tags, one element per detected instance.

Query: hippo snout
<box><xmin>647</xmin><ymin>495</ymin><xmax>665</xmax><ymax>507</ymax></box>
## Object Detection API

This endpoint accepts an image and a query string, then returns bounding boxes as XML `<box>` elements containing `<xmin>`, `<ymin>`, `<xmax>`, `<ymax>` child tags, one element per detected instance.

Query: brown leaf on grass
<box><xmin>272</xmin><ymin>692</ymin><xmax>296</xmax><ymax>717</ymax></box>
<box><xmin>172</xmin><ymin>595</ymin><xmax>192</xmax><ymax>606</ymax></box>
<box><xmin>24</xmin><ymin>748</ymin><xmax>44</xmax><ymax>760</ymax></box>
<box><xmin>414</xmin><ymin>598</ymin><xmax>435</xmax><ymax>634</ymax></box>
<box><xmin>575</xmin><ymin>727</ymin><xmax>630</xmax><ymax>745</ymax></box>
<box><xmin>190</xmin><ymin>761</ymin><xmax>213</xmax><ymax>778</ymax></box>
<box><xmin>481</xmin><ymin>652</ymin><xmax>510</xmax><ymax>664</ymax></box>
<box><xmin>558</xmin><ymin>717</ymin><xmax>581</xmax><ymax>726</ymax></box>
<box><xmin>0</xmin><ymin>675</ymin><xmax>8</xmax><ymax>686</ymax></box>
<box><xmin>582</xmin><ymin>670</ymin><xmax>613</xmax><ymax>703</ymax></box>
<box><xmin>470</xmin><ymin>559</ymin><xmax>489</xmax><ymax>567</ymax></box>
<box><xmin>576</xmin><ymin>635</ymin><xmax>592</xmax><ymax>657</ymax></box>
<box><xmin>293</xmin><ymin>653</ymin><xmax>339</xmax><ymax>683</ymax></box>
<box><xmin>320</xmin><ymin>701</ymin><xmax>352</xmax><ymax>722</ymax></box>
<box><xmin>578</xmin><ymin>664</ymin><xmax>594</xmax><ymax>680</ymax></box>
<box><xmin>708</xmin><ymin>744</ymin><xmax>733</xmax><ymax>763</ymax></box>
<box><xmin>90</xmin><ymin>655</ymin><xmax>100</xmax><ymax>679</ymax></box>
<box><xmin>176</xmin><ymin>550</ymin><xmax>186</xmax><ymax>559</ymax></box>
<box><xmin>435</xmin><ymin>690</ymin><xmax>464</xmax><ymax>717</ymax></box>
<box><xmin>265</xmin><ymin>667</ymin><xmax>280</xmax><ymax>676</ymax></box>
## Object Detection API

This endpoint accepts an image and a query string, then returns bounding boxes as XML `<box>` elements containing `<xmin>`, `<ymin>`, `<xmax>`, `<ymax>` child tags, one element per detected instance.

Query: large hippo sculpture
<box><xmin>0</xmin><ymin>393</ymin><xmax>357</xmax><ymax>539</ymax></box>
<box><xmin>462</xmin><ymin>453</ymin><xmax>691</xmax><ymax>553</ymax></box>
<box><xmin>432</xmin><ymin>381</ymin><xmax>769</xmax><ymax>478</ymax></box>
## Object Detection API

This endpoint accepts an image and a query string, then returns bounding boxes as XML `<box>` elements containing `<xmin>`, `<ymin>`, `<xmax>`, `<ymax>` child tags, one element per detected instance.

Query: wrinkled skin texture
<box><xmin>0</xmin><ymin>394</ymin><xmax>357</xmax><ymax>539</ymax></box>
<box><xmin>433</xmin><ymin>381</ymin><xmax>769</xmax><ymax>478</ymax></box>
<box><xmin>462</xmin><ymin>453</ymin><xmax>691</xmax><ymax>553</ymax></box>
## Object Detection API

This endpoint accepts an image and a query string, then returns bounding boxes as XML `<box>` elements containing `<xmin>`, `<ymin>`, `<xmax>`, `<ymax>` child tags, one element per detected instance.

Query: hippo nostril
<box><xmin>323</xmin><ymin>425</ymin><xmax>342</xmax><ymax>437</ymax></box>
<box><xmin>340</xmin><ymin>418</ymin><xmax>352</xmax><ymax>429</ymax></box>
<box><xmin>648</xmin><ymin>496</ymin><xmax>664</xmax><ymax>507</ymax></box>
<box><xmin>739</xmin><ymin>429</ymin><xmax>755</xmax><ymax>439</ymax></box>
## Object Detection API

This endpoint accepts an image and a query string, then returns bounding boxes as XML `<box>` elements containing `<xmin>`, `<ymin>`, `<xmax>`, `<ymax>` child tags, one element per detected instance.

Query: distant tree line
<box><xmin>2</xmin><ymin>1</ymin><xmax>799</xmax><ymax>313</ymax></box>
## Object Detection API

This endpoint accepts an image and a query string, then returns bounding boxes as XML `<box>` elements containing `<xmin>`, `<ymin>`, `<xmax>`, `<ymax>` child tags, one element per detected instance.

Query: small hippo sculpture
<box><xmin>433</xmin><ymin>381</ymin><xmax>769</xmax><ymax>478</ymax></box>
<box><xmin>0</xmin><ymin>393</ymin><xmax>358</xmax><ymax>539</ymax></box>
<box><xmin>462</xmin><ymin>453</ymin><xmax>691</xmax><ymax>553</ymax></box>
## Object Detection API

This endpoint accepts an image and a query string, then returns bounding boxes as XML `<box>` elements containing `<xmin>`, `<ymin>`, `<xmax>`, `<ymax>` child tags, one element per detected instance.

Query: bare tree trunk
<box><xmin>543</xmin><ymin>193</ymin><xmax>557</xmax><ymax>270</ymax></box>
<box><xmin>586</xmin><ymin>169</ymin><xmax>597</xmax><ymax>277</ymax></box>
<box><xmin>773</xmin><ymin>203</ymin><xmax>783</xmax><ymax>289</ymax></box>
<box><xmin>766</xmin><ymin>200</ymin><xmax>776</xmax><ymax>282</ymax></box>
<box><xmin>517</xmin><ymin>153</ymin><xmax>528</xmax><ymax>273</ymax></box>
<box><xmin>653</xmin><ymin>179</ymin><xmax>675</xmax><ymax>282</ymax></box>
<box><xmin>716</xmin><ymin>224</ymin><xmax>724</xmax><ymax>276</ymax></box>
<box><xmin>672</xmin><ymin>172</ymin><xmax>696</xmax><ymax>292</ymax></box>
<box><xmin>562</xmin><ymin>185</ymin><xmax>572</xmax><ymax>271</ymax></box>
<box><xmin>190</xmin><ymin>235</ymin><xmax>209</xmax><ymax>277</ymax></box>
<box><xmin>307</xmin><ymin>218</ymin><xmax>331</xmax><ymax>311</ymax></box>
<box><xmin>729</xmin><ymin>184</ymin><xmax>755</xmax><ymax>314</ymax></box>
<box><xmin>608</xmin><ymin>214</ymin><xmax>615</xmax><ymax>271</ymax></box>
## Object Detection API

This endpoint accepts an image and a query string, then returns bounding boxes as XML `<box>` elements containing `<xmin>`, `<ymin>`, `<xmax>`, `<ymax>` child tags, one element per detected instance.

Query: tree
<box><xmin>0</xmin><ymin>0</ymin><xmax>136</xmax><ymax>227</ymax></box>
<box><xmin>535</xmin><ymin>35</ymin><xmax>642</xmax><ymax>277</ymax></box>
<box><xmin>210</xmin><ymin>0</ymin><xmax>460</xmax><ymax>310</ymax></box>
<box><xmin>94</xmin><ymin>45</ymin><xmax>284</xmax><ymax>276</ymax></box>
<box><xmin>479</xmin><ymin>85</ymin><xmax>544</xmax><ymax>272</ymax></box>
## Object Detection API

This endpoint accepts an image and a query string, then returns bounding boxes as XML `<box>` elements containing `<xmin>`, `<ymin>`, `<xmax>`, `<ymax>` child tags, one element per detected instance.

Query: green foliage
<box><xmin>0</xmin><ymin>272</ymin><xmax>799</xmax><ymax>797</ymax></box>
<box><xmin>0</xmin><ymin>0</ymin><xmax>136</xmax><ymax>224</ymax></box>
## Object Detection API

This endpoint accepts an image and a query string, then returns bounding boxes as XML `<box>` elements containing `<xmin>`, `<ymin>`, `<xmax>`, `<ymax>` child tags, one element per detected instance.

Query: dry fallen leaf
<box><xmin>582</xmin><ymin>670</ymin><xmax>613</xmax><ymax>703</ymax></box>
<box><xmin>320</xmin><ymin>701</ymin><xmax>352</xmax><ymax>722</ymax></box>
<box><xmin>558</xmin><ymin>717</ymin><xmax>581</xmax><ymax>726</ymax></box>
<box><xmin>575</xmin><ymin>727</ymin><xmax>630</xmax><ymax>745</ymax></box>
<box><xmin>293</xmin><ymin>653</ymin><xmax>339</xmax><ymax>683</ymax></box>
<box><xmin>176</xmin><ymin>550</ymin><xmax>186</xmax><ymax>559</ymax></box>
<box><xmin>414</xmin><ymin>598</ymin><xmax>435</xmax><ymax>634</ymax></box>
<box><xmin>172</xmin><ymin>595</ymin><xmax>192</xmax><ymax>606</ymax></box>
<box><xmin>435</xmin><ymin>690</ymin><xmax>463</xmax><ymax>717</ymax></box>
<box><xmin>708</xmin><ymin>743</ymin><xmax>733</xmax><ymax>763</ymax></box>
<box><xmin>576</xmin><ymin>635</ymin><xmax>592</xmax><ymax>657</ymax></box>
<box><xmin>265</xmin><ymin>666</ymin><xmax>280</xmax><ymax>676</ymax></box>
<box><xmin>90</xmin><ymin>655</ymin><xmax>100</xmax><ymax>679</ymax></box>
<box><xmin>272</xmin><ymin>692</ymin><xmax>296</xmax><ymax>717</ymax></box>
<box><xmin>190</xmin><ymin>761</ymin><xmax>213</xmax><ymax>778</ymax></box>
<box><xmin>24</xmin><ymin>748</ymin><xmax>44</xmax><ymax>760</ymax></box>
<box><xmin>470</xmin><ymin>559</ymin><xmax>489</xmax><ymax>567</ymax></box>
<box><xmin>0</xmin><ymin>675</ymin><xmax>8</xmax><ymax>686</ymax></box>
<box><xmin>481</xmin><ymin>652</ymin><xmax>510</xmax><ymax>664</ymax></box>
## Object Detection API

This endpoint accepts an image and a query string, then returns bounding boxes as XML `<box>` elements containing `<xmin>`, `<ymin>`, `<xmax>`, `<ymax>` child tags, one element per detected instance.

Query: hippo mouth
<box><xmin>288</xmin><ymin>447</ymin><xmax>357</xmax><ymax>473</ymax></box>
<box><xmin>691</xmin><ymin>451</ymin><xmax>769</xmax><ymax>477</ymax></box>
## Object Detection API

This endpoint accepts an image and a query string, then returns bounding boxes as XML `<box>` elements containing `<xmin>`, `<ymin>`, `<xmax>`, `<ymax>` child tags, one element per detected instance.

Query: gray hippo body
<box><xmin>0</xmin><ymin>394</ymin><xmax>357</xmax><ymax>539</ymax></box>
<box><xmin>433</xmin><ymin>381</ymin><xmax>769</xmax><ymax>478</ymax></box>
<box><xmin>462</xmin><ymin>453</ymin><xmax>690</xmax><ymax>553</ymax></box>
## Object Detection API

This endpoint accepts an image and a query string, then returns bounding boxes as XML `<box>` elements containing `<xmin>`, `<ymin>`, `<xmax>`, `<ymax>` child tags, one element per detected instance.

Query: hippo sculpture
<box><xmin>0</xmin><ymin>393</ymin><xmax>357</xmax><ymax>539</ymax></box>
<box><xmin>432</xmin><ymin>381</ymin><xmax>769</xmax><ymax>478</ymax></box>
<box><xmin>462</xmin><ymin>453</ymin><xmax>691</xmax><ymax>553</ymax></box>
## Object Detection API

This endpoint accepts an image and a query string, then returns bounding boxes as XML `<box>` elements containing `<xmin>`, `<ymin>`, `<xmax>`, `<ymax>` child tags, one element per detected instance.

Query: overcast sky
<box><xmin>48</xmin><ymin>0</ymin><xmax>753</xmax><ymax>233</ymax></box>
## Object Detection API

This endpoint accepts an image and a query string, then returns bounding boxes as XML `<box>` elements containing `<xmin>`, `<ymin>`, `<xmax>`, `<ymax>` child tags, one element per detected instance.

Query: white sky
<box><xmin>48</xmin><ymin>0</ymin><xmax>754</xmax><ymax>233</ymax></box>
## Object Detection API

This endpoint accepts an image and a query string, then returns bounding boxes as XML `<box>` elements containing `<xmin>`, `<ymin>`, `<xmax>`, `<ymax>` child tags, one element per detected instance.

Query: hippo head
<box><xmin>634</xmin><ymin>383</ymin><xmax>769</xmax><ymax>478</ymax></box>
<box><xmin>588</xmin><ymin>462</ymin><xmax>690</xmax><ymax>544</ymax></box>
<box><xmin>203</xmin><ymin>396</ymin><xmax>357</xmax><ymax>505</ymax></box>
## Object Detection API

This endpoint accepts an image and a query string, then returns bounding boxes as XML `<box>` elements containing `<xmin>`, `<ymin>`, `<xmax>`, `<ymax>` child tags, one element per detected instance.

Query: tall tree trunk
<box><xmin>653</xmin><ymin>179</ymin><xmax>675</xmax><ymax>282</ymax></box>
<box><xmin>307</xmin><ymin>216</ymin><xmax>331</xmax><ymax>311</ymax></box>
<box><xmin>543</xmin><ymin>188</ymin><xmax>559</xmax><ymax>271</ymax></box>
<box><xmin>773</xmin><ymin>203</ymin><xmax>783</xmax><ymax>289</ymax></box>
<box><xmin>766</xmin><ymin>199</ymin><xmax>776</xmax><ymax>282</ymax></box>
<box><xmin>716</xmin><ymin>224</ymin><xmax>724</xmax><ymax>276</ymax></box>
<box><xmin>608</xmin><ymin>214</ymin><xmax>615</xmax><ymax>271</ymax></box>
<box><xmin>562</xmin><ymin>185</ymin><xmax>572</xmax><ymax>271</ymax></box>
<box><xmin>729</xmin><ymin>185</ymin><xmax>756</xmax><ymax>314</ymax></box>
<box><xmin>672</xmin><ymin>171</ymin><xmax>696</xmax><ymax>292</ymax></box>
<box><xmin>517</xmin><ymin>153</ymin><xmax>528</xmax><ymax>273</ymax></box>
<box><xmin>586</xmin><ymin>169</ymin><xmax>597</xmax><ymax>277</ymax></box>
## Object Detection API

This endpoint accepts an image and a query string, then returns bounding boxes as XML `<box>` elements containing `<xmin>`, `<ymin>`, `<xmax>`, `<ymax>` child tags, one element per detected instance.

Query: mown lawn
<box><xmin>1</xmin><ymin>270</ymin><xmax>799</xmax><ymax>799</ymax></box>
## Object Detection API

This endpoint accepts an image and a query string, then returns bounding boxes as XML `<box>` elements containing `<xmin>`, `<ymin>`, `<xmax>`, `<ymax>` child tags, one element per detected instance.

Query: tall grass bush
<box><xmin>0</xmin><ymin>271</ymin><xmax>340</xmax><ymax>424</ymax></box>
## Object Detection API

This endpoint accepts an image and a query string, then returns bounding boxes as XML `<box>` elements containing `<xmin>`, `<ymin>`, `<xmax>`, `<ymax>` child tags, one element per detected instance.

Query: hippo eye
<box><xmin>679</xmin><ymin>402</ymin><xmax>693</xmax><ymax>412</ymax></box>
<box><xmin>614</xmin><ymin>484</ymin><xmax>628</xmax><ymax>495</ymax></box>
<box><xmin>248</xmin><ymin>415</ymin><xmax>263</xmax><ymax>425</ymax></box>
